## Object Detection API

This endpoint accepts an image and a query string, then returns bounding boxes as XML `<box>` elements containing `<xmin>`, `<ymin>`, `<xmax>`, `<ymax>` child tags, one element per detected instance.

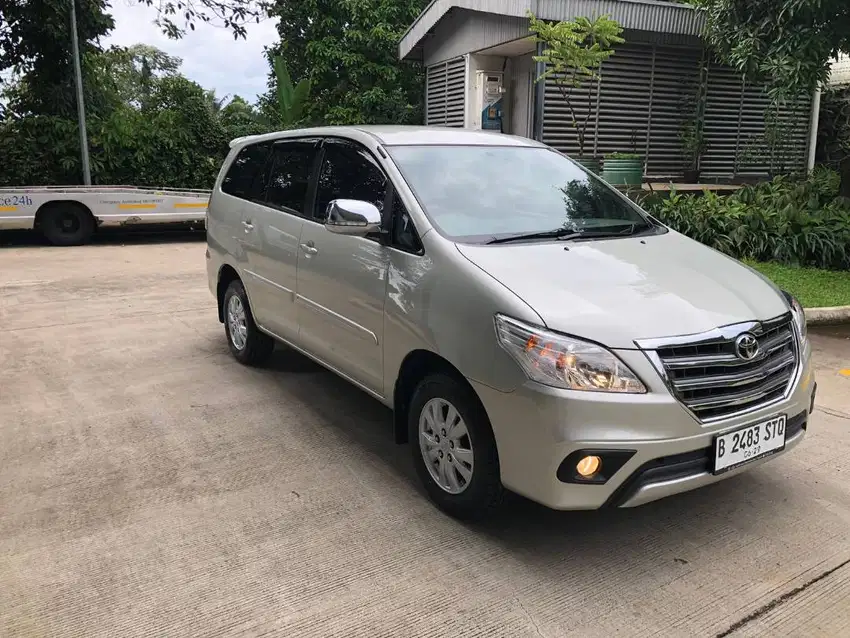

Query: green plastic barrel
<box><xmin>602</xmin><ymin>158</ymin><xmax>644</xmax><ymax>185</ymax></box>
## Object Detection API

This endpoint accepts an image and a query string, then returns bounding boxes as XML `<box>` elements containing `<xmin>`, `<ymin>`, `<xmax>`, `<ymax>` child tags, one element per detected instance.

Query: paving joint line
<box><xmin>715</xmin><ymin>557</ymin><xmax>850</xmax><ymax>637</ymax></box>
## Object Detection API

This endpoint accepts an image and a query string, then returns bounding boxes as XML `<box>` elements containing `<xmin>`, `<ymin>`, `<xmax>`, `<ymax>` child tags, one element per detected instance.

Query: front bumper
<box><xmin>472</xmin><ymin>346</ymin><xmax>815</xmax><ymax>510</ymax></box>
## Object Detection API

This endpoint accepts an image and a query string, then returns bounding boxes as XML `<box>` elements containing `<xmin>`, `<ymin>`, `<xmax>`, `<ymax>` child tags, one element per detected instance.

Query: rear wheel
<box><xmin>40</xmin><ymin>203</ymin><xmax>95</xmax><ymax>246</ymax></box>
<box><xmin>223</xmin><ymin>279</ymin><xmax>275</xmax><ymax>366</ymax></box>
<box><xmin>408</xmin><ymin>374</ymin><xmax>503</xmax><ymax>520</ymax></box>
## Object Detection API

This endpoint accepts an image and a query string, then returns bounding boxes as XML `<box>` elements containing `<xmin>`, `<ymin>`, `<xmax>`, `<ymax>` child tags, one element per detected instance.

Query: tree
<box><xmin>691</xmin><ymin>0</ymin><xmax>850</xmax><ymax>104</ymax></box>
<box><xmin>103</xmin><ymin>44</ymin><xmax>182</xmax><ymax>107</ymax></box>
<box><xmin>219</xmin><ymin>95</ymin><xmax>269</xmax><ymax>139</ymax></box>
<box><xmin>528</xmin><ymin>12</ymin><xmax>625</xmax><ymax>159</ymax></box>
<box><xmin>0</xmin><ymin>0</ymin><xmax>115</xmax><ymax>118</ymax></box>
<box><xmin>263</xmin><ymin>0</ymin><xmax>428</xmax><ymax>125</ymax></box>
<box><xmin>690</xmin><ymin>0</ymin><xmax>850</xmax><ymax>186</ymax></box>
<box><xmin>135</xmin><ymin>0</ymin><xmax>265</xmax><ymax>39</ymax></box>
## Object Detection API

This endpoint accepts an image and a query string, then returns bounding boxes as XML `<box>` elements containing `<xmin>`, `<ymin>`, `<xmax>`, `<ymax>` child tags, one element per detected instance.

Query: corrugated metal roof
<box><xmin>400</xmin><ymin>0</ymin><xmax>705</xmax><ymax>60</ymax></box>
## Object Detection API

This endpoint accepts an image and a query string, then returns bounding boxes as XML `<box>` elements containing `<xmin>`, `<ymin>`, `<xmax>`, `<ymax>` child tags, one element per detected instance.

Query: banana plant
<box><xmin>272</xmin><ymin>55</ymin><xmax>311</xmax><ymax>129</ymax></box>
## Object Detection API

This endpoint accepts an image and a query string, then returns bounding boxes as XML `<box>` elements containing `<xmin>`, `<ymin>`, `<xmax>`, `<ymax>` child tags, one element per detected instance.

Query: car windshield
<box><xmin>387</xmin><ymin>145</ymin><xmax>658</xmax><ymax>244</ymax></box>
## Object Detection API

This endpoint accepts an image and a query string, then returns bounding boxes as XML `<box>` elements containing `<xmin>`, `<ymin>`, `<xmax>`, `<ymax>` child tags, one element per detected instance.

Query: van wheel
<box><xmin>408</xmin><ymin>374</ymin><xmax>503</xmax><ymax>520</ymax></box>
<box><xmin>40</xmin><ymin>203</ymin><xmax>95</xmax><ymax>246</ymax></box>
<box><xmin>223</xmin><ymin>279</ymin><xmax>274</xmax><ymax>366</ymax></box>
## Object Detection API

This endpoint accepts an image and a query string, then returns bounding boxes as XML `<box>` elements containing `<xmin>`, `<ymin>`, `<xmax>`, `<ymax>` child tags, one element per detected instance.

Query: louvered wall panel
<box><xmin>425</xmin><ymin>57</ymin><xmax>466</xmax><ymax>127</ymax></box>
<box><xmin>542</xmin><ymin>43</ymin><xmax>811</xmax><ymax>179</ymax></box>
<box><xmin>593</xmin><ymin>43</ymin><xmax>653</xmax><ymax>160</ymax></box>
<box><xmin>700</xmin><ymin>62</ymin><xmax>744</xmax><ymax>177</ymax></box>
<box><xmin>541</xmin><ymin>72</ymin><xmax>595</xmax><ymax>157</ymax></box>
<box><xmin>645</xmin><ymin>46</ymin><xmax>702</xmax><ymax>176</ymax></box>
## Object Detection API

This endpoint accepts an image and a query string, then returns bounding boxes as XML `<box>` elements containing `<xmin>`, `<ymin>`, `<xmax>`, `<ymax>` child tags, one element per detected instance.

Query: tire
<box><xmin>408</xmin><ymin>373</ymin><xmax>504</xmax><ymax>520</ymax></box>
<box><xmin>40</xmin><ymin>203</ymin><xmax>95</xmax><ymax>246</ymax></box>
<box><xmin>223</xmin><ymin>279</ymin><xmax>275</xmax><ymax>366</ymax></box>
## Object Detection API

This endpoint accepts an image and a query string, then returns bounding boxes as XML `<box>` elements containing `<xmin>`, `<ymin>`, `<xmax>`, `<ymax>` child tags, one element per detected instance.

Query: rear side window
<box><xmin>220</xmin><ymin>142</ymin><xmax>271</xmax><ymax>200</ymax></box>
<box><xmin>266</xmin><ymin>141</ymin><xmax>318</xmax><ymax>215</ymax></box>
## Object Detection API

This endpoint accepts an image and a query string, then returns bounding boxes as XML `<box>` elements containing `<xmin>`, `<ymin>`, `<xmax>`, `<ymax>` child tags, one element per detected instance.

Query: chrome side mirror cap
<box><xmin>324</xmin><ymin>199</ymin><xmax>382</xmax><ymax>236</ymax></box>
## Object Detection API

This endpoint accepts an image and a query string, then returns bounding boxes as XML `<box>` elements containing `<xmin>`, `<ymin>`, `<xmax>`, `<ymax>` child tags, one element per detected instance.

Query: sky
<box><xmin>103</xmin><ymin>0</ymin><xmax>279</xmax><ymax>104</ymax></box>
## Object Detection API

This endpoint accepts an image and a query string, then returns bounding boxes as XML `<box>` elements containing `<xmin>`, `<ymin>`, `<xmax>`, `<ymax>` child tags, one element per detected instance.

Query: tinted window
<box><xmin>391</xmin><ymin>194</ymin><xmax>421</xmax><ymax>253</ymax></box>
<box><xmin>265</xmin><ymin>141</ymin><xmax>317</xmax><ymax>214</ymax></box>
<box><xmin>221</xmin><ymin>142</ymin><xmax>271</xmax><ymax>199</ymax></box>
<box><xmin>387</xmin><ymin>145</ymin><xmax>657</xmax><ymax>243</ymax></box>
<box><xmin>314</xmin><ymin>140</ymin><xmax>387</xmax><ymax>220</ymax></box>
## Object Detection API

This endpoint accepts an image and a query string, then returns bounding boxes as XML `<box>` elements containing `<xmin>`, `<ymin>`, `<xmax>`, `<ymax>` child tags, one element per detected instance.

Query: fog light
<box><xmin>576</xmin><ymin>455</ymin><xmax>602</xmax><ymax>478</ymax></box>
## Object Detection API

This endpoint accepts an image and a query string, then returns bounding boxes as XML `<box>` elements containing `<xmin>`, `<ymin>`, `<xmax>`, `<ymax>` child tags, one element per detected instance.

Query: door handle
<box><xmin>299</xmin><ymin>242</ymin><xmax>318</xmax><ymax>255</ymax></box>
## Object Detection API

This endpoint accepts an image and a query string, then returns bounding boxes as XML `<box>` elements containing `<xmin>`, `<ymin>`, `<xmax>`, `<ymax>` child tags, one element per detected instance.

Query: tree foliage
<box><xmin>528</xmin><ymin>12</ymin><xmax>624</xmax><ymax>158</ymax></box>
<box><xmin>269</xmin><ymin>55</ymin><xmax>310</xmax><ymax>128</ymax></box>
<box><xmin>691</xmin><ymin>0</ymin><xmax>850</xmax><ymax>103</ymax></box>
<box><xmin>0</xmin><ymin>0</ymin><xmax>115</xmax><ymax>118</ymax></box>
<box><xmin>264</xmin><ymin>0</ymin><xmax>427</xmax><ymax>125</ymax></box>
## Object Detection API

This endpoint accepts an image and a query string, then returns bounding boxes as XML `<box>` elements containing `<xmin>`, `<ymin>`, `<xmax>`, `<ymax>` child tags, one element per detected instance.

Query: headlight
<box><xmin>494</xmin><ymin>314</ymin><xmax>646</xmax><ymax>393</ymax></box>
<box><xmin>785</xmin><ymin>292</ymin><xmax>808</xmax><ymax>342</ymax></box>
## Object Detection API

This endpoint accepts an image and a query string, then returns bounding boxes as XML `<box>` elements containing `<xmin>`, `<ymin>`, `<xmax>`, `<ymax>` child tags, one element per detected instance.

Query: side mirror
<box><xmin>324</xmin><ymin>199</ymin><xmax>382</xmax><ymax>236</ymax></box>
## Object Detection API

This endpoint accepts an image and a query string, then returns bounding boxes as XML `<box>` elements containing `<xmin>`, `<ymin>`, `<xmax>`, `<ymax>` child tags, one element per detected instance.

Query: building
<box><xmin>398</xmin><ymin>0</ymin><xmax>815</xmax><ymax>180</ymax></box>
<box><xmin>830</xmin><ymin>55</ymin><xmax>850</xmax><ymax>87</ymax></box>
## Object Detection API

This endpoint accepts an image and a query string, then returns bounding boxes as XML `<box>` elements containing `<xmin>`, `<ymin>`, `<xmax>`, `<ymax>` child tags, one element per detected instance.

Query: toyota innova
<box><xmin>206</xmin><ymin>126</ymin><xmax>816</xmax><ymax>520</ymax></box>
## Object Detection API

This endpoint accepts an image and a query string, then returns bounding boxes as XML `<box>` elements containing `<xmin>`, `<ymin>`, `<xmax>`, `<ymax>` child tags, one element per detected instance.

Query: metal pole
<box><xmin>532</xmin><ymin>40</ymin><xmax>545</xmax><ymax>141</ymax></box>
<box><xmin>806</xmin><ymin>85</ymin><xmax>822</xmax><ymax>173</ymax></box>
<box><xmin>70</xmin><ymin>0</ymin><xmax>92</xmax><ymax>185</ymax></box>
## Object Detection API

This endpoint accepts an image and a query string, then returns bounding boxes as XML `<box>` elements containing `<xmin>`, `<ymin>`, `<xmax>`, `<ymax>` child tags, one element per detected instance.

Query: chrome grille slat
<box><xmin>673</xmin><ymin>351</ymin><xmax>796</xmax><ymax>390</ymax></box>
<box><xmin>643</xmin><ymin>313</ymin><xmax>799</xmax><ymax>422</ymax></box>
<box><xmin>684</xmin><ymin>373</ymin><xmax>791</xmax><ymax>409</ymax></box>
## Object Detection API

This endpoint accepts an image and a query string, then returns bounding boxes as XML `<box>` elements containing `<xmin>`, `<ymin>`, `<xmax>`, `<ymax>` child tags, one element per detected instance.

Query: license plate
<box><xmin>713</xmin><ymin>414</ymin><xmax>787</xmax><ymax>475</ymax></box>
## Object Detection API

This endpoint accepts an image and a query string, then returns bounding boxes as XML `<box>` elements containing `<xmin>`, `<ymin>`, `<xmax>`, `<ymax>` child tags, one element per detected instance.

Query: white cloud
<box><xmin>103</xmin><ymin>0</ymin><xmax>278</xmax><ymax>103</ymax></box>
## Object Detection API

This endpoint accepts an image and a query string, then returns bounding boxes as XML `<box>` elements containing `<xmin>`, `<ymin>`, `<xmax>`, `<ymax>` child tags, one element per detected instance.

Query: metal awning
<box><xmin>399</xmin><ymin>0</ymin><xmax>705</xmax><ymax>61</ymax></box>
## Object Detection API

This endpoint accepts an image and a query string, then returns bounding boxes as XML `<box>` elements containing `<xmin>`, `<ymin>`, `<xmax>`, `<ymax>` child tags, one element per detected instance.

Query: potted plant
<box><xmin>528</xmin><ymin>12</ymin><xmax>625</xmax><ymax>174</ymax></box>
<box><xmin>602</xmin><ymin>152</ymin><xmax>643</xmax><ymax>185</ymax></box>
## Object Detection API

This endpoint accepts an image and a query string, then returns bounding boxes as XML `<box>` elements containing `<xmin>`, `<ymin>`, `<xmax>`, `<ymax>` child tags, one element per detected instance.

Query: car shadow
<box><xmin>0</xmin><ymin>226</ymin><xmax>206</xmax><ymax>248</ymax></box>
<box><xmin>259</xmin><ymin>344</ymin><xmax>795</xmax><ymax>556</ymax></box>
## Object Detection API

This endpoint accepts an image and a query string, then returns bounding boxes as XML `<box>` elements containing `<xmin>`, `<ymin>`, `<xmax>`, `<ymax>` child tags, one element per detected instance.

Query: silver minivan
<box><xmin>206</xmin><ymin>126</ymin><xmax>816</xmax><ymax>519</ymax></box>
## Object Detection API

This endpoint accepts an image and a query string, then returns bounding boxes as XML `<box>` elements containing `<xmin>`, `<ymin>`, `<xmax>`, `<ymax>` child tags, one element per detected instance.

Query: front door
<box><xmin>242</xmin><ymin>139</ymin><xmax>319</xmax><ymax>341</ymax></box>
<box><xmin>295</xmin><ymin>138</ymin><xmax>390</xmax><ymax>395</ymax></box>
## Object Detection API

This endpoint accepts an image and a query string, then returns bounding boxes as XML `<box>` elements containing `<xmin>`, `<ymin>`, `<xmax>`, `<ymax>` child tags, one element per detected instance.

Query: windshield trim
<box><xmin>385</xmin><ymin>144</ymin><xmax>663</xmax><ymax>245</ymax></box>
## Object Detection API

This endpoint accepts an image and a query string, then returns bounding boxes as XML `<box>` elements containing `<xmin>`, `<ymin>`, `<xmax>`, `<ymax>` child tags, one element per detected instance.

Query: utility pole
<box><xmin>69</xmin><ymin>0</ymin><xmax>92</xmax><ymax>185</ymax></box>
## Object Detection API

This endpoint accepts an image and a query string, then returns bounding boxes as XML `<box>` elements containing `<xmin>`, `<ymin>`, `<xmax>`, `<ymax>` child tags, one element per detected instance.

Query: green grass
<box><xmin>746</xmin><ymin>261</ymin><xmax>850</xmax><ymax>308</ymax></box>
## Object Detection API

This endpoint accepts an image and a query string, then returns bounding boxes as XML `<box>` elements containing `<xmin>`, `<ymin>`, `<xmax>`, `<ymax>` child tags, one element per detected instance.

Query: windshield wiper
<box><xmin>485</xmin><ymin>223</ymin><xmax>643</xmax><ymax>245</ymax></box>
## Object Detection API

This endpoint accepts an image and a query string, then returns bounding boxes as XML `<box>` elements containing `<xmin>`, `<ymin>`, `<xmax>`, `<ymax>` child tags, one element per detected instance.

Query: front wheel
<box><xmin>408</xmin><ymin>374</ymin><xmax>503</xmax><ymax>520</ymax></box>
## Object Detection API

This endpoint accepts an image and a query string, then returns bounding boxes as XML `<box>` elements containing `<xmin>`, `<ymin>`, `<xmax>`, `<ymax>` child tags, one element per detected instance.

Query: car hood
<box><xmin>456</xmin><ymin>230</ymin><xmax>789</xmax><ymax>349</ymax></box>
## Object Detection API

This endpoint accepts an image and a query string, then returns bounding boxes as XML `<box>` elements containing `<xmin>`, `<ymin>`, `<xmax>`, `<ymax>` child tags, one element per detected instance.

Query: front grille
<box><xmin>648</xmin><ymin>314</ymin><xmax>799</xmax><ymax>421</ymax></box>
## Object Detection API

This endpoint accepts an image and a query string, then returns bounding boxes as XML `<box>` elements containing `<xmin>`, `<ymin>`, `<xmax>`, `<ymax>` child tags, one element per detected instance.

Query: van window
<box><xmin>387</xmin><ymin>145</ymin><xmax>659</xmax><ymax>244</ymax></box>
<box><xmin>314</xmin><ymin>139</ymin><xmax>387</xmax><ymax>221</ymax></box>
<box><xmin>265</xmin><ymin>141</ymin><xmax>318</xmax><ymax>215</ymax></box>
<box><xmin>221</xmin><ymin>142</ymin><xmax>271</xmax><ymax>200</ymax></box>
<box><xmin>390</xmin><ymin>194</ymin><xmax>422</xmax><ymax>253</ymax></box>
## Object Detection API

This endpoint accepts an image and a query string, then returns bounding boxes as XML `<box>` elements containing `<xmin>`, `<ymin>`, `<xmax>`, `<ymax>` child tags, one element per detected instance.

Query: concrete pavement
<box><xmin>1</xmin><ymin>233</ymin><xmax>849</xmax><ymax>637</ymax></box>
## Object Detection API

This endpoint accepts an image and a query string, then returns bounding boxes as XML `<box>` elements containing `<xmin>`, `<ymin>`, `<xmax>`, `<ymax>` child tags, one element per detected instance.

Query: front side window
<box><xmin>220</xmin><ymin>142</ymin><xmax>271</xmax><ymax>200</ymax></box>
<box><xmin>314</xmin><ymin>140</ymin><xmax>387</xmax><ymax>221</ymax></box>
<box><xmin>265</xmin><ymin>140</ymin><xmax>318</xmax><ymax>214</ymax></box>
<box><xmin>386</xmin><ymin>145</ymin><xmax>660</xmax><ymax>244</ymax></box>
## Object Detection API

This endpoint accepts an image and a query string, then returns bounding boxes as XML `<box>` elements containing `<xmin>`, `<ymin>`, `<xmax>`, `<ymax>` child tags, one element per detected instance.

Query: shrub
<box><xmin>644</xmin><ymin>167</ymin><xmax>850</xmax><ymax>270</ymax></box>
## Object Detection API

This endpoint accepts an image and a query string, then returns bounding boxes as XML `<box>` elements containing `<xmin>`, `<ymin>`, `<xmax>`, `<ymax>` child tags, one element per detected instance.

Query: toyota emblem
<box><xmin>734</xmin><ymin>333</ymin><xmax>760</xmax><ymax>360</ymax></box>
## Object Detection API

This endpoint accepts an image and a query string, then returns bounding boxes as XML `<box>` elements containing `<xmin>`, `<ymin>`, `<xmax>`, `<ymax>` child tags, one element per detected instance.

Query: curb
<box><xmin>805</xmin><ymin>306</ymin><xmax>850</xmax><ymax>326</ymax></box>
